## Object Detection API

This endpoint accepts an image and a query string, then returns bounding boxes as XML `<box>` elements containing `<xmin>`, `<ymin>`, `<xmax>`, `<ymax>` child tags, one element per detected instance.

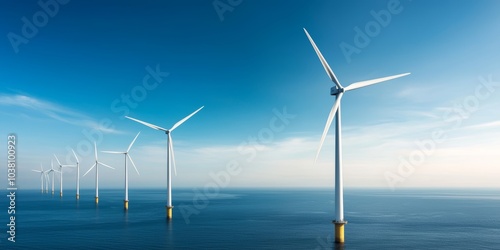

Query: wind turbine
<box><xmin>83</xmin><ymin>142</ymin><xmax>114</xmax><ymax>204</ymax></box>
<box><xmin>32</xmin><ymin>164</ymin><xmax>47</xmax><ymax>193</ymax></box>
<box><xmin>102</xmin><ymin>132</ymin><xmax>140</xmax><ymax>210</ymax></box>
<box><xmin>303</xmin><ymin>28</ymin><xmax>410</xmax><ymax>243</ymax></box>
<box><xmin>46</xmin><ymin>160</ymin><xmax>60</xmax><ymax>195</ymax></box>
<box><xmin>71</xmin><ymin>149</ymin><xmax>81</xmax><ymax>200</ymax></box>
<box><xmin>54</xmin><ymin>154</ymin><xmax>75</xmax><ymax>197</ymax></box>
<box><xmin>125</xmin><ymin>106</ymin><xmax>203</xmax><ymax>220</ymax></box>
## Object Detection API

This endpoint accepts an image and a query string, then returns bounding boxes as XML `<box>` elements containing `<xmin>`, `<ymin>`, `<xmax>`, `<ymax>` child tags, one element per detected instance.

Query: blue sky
<box><xmin>1</xmin><ymin>0</ymin><xmax>500</xmax><ymax>190</ymax></box>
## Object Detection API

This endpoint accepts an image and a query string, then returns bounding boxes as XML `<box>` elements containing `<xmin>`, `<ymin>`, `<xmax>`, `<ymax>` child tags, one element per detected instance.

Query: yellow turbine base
<box><xmin>60</xmin><ymin>192</ymin><xmax>63</xmax><ymax>197</ymax></box>
<box><xmin>124</xmin><ymin>200</ymin><xmax>129</xmax><ymax>210</ymax></box>
<box><xmin>76</xmin><ymin>194</ymin><xmax>80</xmax><ymax>200</ymax></box>
<box><xmin>166</xmin><ymin>206</ymin><xmax>173</xmax><ymax>220</ymax></box>
<box><xmin>95</xmin><ymin>197</ymin><xmax>99</xmax><ymax>204</ymax></box>
<box><xmin>333</xmin><ymin>221</ymin><xmax>347</xmax><ymax>243</ymax></box>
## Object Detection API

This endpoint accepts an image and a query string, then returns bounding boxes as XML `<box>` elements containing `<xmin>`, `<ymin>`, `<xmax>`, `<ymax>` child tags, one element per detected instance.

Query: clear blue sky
<box><xmin>1</xmin><ymin>0</ymin><xmax>500</xmax><ymax>190</ymax></box>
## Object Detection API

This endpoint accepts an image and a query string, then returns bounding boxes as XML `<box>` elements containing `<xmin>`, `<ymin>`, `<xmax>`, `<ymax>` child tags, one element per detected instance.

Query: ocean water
<box><xmin>1</xmin><ymin>188</ymin><xmax>499</xmax><ymax>249</ymax></box>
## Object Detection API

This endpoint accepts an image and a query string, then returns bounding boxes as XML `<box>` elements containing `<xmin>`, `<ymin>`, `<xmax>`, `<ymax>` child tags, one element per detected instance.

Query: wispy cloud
<box><xmin>0</xmin><ymin>94</ymin><xmax>123</xmax><ymax>134</ymax></box>
<box><xmin>466</xmin><ymin>120</ymin><xmax>500</xmax><ymax>130</ymax></box>
<box><xmin>395</xmin><ymin>84</ymin><xmax>447</xmax><ymax>103</ymax></box>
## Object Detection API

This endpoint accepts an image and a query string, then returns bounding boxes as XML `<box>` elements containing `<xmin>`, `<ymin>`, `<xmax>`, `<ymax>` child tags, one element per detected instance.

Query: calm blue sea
<box><xmin>1</xmin><ymin>188</ymin><xmax>499</xmax><ymax>249</ymax></box>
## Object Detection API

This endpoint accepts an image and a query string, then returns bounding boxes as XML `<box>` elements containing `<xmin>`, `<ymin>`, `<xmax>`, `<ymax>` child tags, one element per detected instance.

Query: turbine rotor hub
<box><xmin>330</xmin><ymin>86</ymin><xmax>344</xmax><ymax>96</ymax></box>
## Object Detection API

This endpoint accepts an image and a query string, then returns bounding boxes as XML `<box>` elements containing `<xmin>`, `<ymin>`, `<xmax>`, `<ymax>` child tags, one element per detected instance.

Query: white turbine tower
<box><xmin>47</xmin><ymin>160</ymin><xmax>60</xmax><ymax>195</ymax></box>
<box><xmin>54</xmin><ymin>155</ymin><xmax>75</xmax><ymax>197</ymax></box>
<box><xmin>304</xmin><ymin>28</ymin><xmax>410</xmax><ymax>243</ymax></box>
<box><xmin>125</xmin><ymin>106</ymin><xmax>203</xmax><ymax>220</ymax></box>
<box><xmin>44</xmin><ymin>170</ymin><xmax>50</xmax><ymax>193</ymax></box>
<box><xmin>102</xmin><ymin>132</ymin><xmax>140</xmax><ymax>210</ymax></box>
<box><xmin>32</xmin><ymin>164</ymin><xmax>47</xmax><ymax>193</ymax></box>
<box><xmin>83</xmin><ymin>142</ymin><xmax>114</xmax><ymax>204</ymax></box>
<box><xmin>71</xmin><ymin>149</ymin><xmax>81</xmax><ymax>200</ymax></box>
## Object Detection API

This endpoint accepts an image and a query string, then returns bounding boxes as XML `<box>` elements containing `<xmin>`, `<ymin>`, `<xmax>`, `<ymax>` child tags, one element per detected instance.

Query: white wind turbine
<box><xmin>71</xmin><ymin>149</ymin><xmax>81</xmax><ymax>200</ymax></box>
<box><xmin>54</xmin><ymin>154</ymin><xmax>75</xmax><ymax>197</ymax></box>
<box><xmin>304</xmin><ymin>28</ymin><xmax>410</xmax><ymax>243</ymax></box>
<box><xmin>32</xmin><ymin>164</ymin><xmax>48</xmax><ymax>193</ymax></box>
<box><xmin>102</xmin><ymin>132</ymin><xmax>141</xmax><ymax>210</ymax></box>
<box><xmin>46</xmin><ymin>160</ymin><xmax>60</xmax><ymax>195</ymax></box>
<box><xmin>125</xmin><ymin>106</ymin><xmax>203</xmax><ymax>220</ymax></box>
<box><xmin>83</xmin><ymin>142</ymin><xmax>114</xmax><ymax>204</ymax></box>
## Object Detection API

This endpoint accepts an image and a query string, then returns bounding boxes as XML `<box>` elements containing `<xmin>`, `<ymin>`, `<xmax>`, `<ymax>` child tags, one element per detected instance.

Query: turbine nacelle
<box><xmin>330</xmin><ymin>87</ymin><xmax>344</xmax><ymax>96</ymax></box>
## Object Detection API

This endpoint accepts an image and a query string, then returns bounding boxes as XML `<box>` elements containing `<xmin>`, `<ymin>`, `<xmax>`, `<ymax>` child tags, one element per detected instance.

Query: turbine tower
<box><xmin>126</xmin><ymin>106</ymin><xmax>203</xmax><ymax>220</ymax></box>
<box><xmin>54</xmin><ymin>154</ymin><xmax>75</xmax><ymax>197</ymax></box>
<box><xmin>44</xmin><ymin>169</ymin><xmax>50</xmax><ymax>193</ymax></box>
<box><xmin>71</xmin><ymin>149</ymin><xmax>81</xmax><ymax>200</ymax></box>
<box><xmin>304</xmin><ymin>28</ymin><xmax>410</xmax><ymax>243</ymax></box>
<box><xmin>83</xmin><ymin>142</ymin><xmax>114</xmax><ymax>204</ymax></box>
<box><xmin>102</xmin><ymin>132</ymin><xmax>141</xmax><ymax>210</ymax></box>
<box><xmin>47</xmin><ymin>160</ymin><xmax>60</xmax><ymax>195</ymax></box>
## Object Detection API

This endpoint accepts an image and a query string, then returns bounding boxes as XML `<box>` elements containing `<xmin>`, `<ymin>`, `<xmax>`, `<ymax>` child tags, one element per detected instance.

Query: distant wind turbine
<box><xmin>47</xmin><ymin>160</ymin><xmax>60</xmax><ymax>195</ymax></box>
<box><xmin>304</xmin><ymin>28</ymin><xmax>410</xmax><ymax>243</ymax></box>
<box><xmin>32</xmin><ymin>164</ymin><xmax>48</xmax><ymax>193</ymax></box>
<box><xmin>126</xmin><ymin>106</ymin><xmax>203</xmax><ymax>220</ymax></box>
<box><xmin>54</xmin><ymin>154</ymin><xmax>75</xmax><ymax>197</ymax></box>
<box><xmin>102</xmin><ymin>132</ymin><xmax>141</xmax><ymax>210</ymax></box>
<box><xmin>83</xmin><ymin>142</ymin><xmax>114</xmax><ymax>204</ymax></box>
<box><xmin>71</xmin><ymin>149</ymin><xmax>81</xmax><ymax>200</ymax></box>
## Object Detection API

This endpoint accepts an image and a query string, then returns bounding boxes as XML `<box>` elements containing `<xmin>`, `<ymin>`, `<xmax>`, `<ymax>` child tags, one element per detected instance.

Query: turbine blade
<box><xmin>169</xmin><ymin>106</ymin><xmax>204</xmax><ymax>132</ymax></box>
<box><xmin>344</xmin><ymin>73</ymin><xmax>411</xmax><ymax>91</ymax></box>
<box><xmin>94</xmin><ymin>142</ymin><xmax>98</xmax><ymax>161</ymax></box>
<box><xmin>54</xmin><ymin>154</ymin><xmax>62</xmax><ymax>166</ymax></box>
<box><xmin>71</xmin><ymin>148</ymin><xmax>79</xmax><ymax>163</ymax></box>
<box><xmin>303</xmin><ymin>28</ymin><xmax>342</xmax><ymax>89</ymax></box>
<box><xmin>315</xmin><ymin>92</ymin><xmax>343</xmax><ymax>164</ymax></box>
<box><xmin>127</xmin><ymin>132</ymin><xmax>140</xmax><ymax>153</ymax></box>
<box><xmin>125</xmin><ymin>116</ymin><xmax>168</xmax><ymax>132</ymax></box>
<box><xmin>169</xmin><ymin>134</ymin><xmax>177</xmax><ymax>176</ymax></box>
<box><xmin>127</xmin><ymin>154</ymin><xmax>140</xmax><ymax>176</ymax></box>
<box><xmin>101</xmin><ymin>151</ymin><xmax>125</xmax><ymax>154</ymax></box>
<box><xmin>32</xmin><ymin>170</ymin><xmax>42</xmax><ymax>173</ymax></box>
<box><xmin>99</xmin><ymin>162</ymin><xmax>115</xmax><ymax>170</ymax></box>
<box><xmin>83</xmin><ymin>163</ymin><xmax>96</xmax><ymax>177</ymax></box>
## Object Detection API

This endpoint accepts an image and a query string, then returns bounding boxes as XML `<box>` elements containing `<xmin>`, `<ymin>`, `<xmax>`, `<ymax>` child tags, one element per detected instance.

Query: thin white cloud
<box><xmin>0</xmin><ymin>94</ymin><xmax>123</xmax><ymax>134</ymax></box>
<box><xmin>466</xmin><ymin>120</ymin><xmax>500</xmax><ymax>130</ymax></box>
